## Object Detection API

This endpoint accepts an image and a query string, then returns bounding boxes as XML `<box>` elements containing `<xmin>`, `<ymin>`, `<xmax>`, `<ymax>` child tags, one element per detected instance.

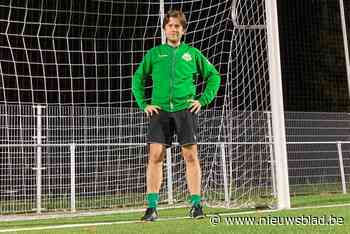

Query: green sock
<box><xmin>190</xmin><ymin>194</ymin><xmax>201</xmax><ymax>207</ymax></box>
<box><xmin>146</xmin><ymin>193</ymin><xmax>159</xmax><ymax>208</ymax></box>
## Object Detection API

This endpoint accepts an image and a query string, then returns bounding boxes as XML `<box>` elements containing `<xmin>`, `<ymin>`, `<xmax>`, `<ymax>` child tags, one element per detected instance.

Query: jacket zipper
<box><xmin>170</xmin><ymin>48</ymin><xmax>176</xmax><ymax>111</ymax></box>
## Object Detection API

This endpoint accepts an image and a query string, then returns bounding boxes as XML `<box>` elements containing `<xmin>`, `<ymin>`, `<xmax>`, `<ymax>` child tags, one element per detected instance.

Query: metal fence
<box><xmin>0</xmin><ymin>105</ymin><xmax>350</xmax><ymax>214</ymax></box>
<box><xmin>285</xmin><ymin>112</ymin><xmax>350</xmax><ymax>195</ymax></box>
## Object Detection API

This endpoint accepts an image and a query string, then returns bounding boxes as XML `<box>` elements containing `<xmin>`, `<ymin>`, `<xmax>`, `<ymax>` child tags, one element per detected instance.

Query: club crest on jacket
<box><xmin>182</xmin><ymin>53</ymin><xmax>192</xmax><ymax>62</ymax></box>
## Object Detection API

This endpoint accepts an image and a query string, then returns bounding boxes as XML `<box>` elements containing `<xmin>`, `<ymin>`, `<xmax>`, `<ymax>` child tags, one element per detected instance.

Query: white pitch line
<box><xmin>1</xmin><ymin>203</ymin><xmax>350</xmax><ymax>233</ymax></box>
<box><xmin>0</xmin><ymin>221</ymin><xmax>136</xmax><ymax>233</ymax></box>
<box><xmin>0</xmin><ymin>205</ymin><xmax>189</xmax><ymax>222</ymax></box>
<box><xmin>212</xmin><ymin>203</ymin><xmax>350</xmax><ymax>217</ymax></box>
<box><xmin>0</xmin><ymin>217</ymin><xmax>191</xmax><ymax>233</ymax></box>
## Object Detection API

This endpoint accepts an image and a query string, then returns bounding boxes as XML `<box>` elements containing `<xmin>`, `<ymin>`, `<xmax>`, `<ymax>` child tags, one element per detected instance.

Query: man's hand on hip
<box><xmin>144</xmin><ymin>105</ymin><xmax>161</xmax><ymax>117</ymax></box>
<box><xmin>189</xmin><ymin>100</ymin><xmax>201</xmax><ymax>114</ymax></box>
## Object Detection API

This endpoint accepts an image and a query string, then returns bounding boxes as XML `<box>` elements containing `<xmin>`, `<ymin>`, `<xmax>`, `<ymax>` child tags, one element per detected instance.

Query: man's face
<box><xmin>164</xmin><ymin>17</ymin><xmax>184</xmax><ymax>44</ymax></box>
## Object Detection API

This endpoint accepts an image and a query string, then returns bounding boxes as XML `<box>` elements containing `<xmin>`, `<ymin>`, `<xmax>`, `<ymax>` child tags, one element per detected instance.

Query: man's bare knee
<box><xmin>149</xmin><ymin>153</ymin><xmax>164</xmax><ymax>164</ymax></box>
<box><xmin>149</xmin><ymin>144</ymin><xmax>165</xmax><ymax>164</ymax></box>
<box><xmin>181</xmin><ymin>144</ymin><xmax>198</xmax><ymax>163</ymax></box>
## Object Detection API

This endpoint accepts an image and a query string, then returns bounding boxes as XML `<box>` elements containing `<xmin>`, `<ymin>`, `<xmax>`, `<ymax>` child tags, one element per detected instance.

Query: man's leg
<box><xmin>181</xmin><ymin>144</ymin><xmax>204</xmax><ymax>218</ymax></box>
<box><xmin>147</xmin><ymin>143</ymin><xmax>166</xmax><ymax>196</ymax></box>
<box><xmin>181</xmin><ymin>144</ymin><xmax>202</xmax><ymax>206</ymax></box>
<box><xmin>141</xmin><ymin>143</ymin><xmax>165</xmax><ymax>221</ymax></box>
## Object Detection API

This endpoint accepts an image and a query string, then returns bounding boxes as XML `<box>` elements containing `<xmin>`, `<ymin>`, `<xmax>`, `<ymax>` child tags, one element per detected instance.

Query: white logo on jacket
<box><xmin>182</xmin><ymin>53</ymin><xmax>192</xmax><ymax>62</ymax></box>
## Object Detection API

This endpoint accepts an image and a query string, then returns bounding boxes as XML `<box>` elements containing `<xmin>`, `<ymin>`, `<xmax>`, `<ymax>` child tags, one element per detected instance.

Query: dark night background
<box><xmin>0</xmin><ymin>0</ymin><xmax>349</xmax><ymax>112</ymax></box>
<box><xmin>278</xmin><ymin>0</ymin><xmax>350</xmax><ymax>112</ymax></box>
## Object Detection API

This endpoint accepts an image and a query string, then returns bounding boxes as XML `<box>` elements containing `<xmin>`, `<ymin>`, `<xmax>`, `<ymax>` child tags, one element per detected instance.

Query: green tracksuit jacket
<box><xmin>132</xmin><ymin>42</ymin><xmax>221</xmax><ymax>112</ymax></box>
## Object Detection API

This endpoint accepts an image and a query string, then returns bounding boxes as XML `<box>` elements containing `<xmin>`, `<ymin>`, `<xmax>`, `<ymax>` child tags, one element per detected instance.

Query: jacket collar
<box><xmin>164</xmin><ymin>42</ymin><xmax>186</xmax><ymax>50</ymax></box>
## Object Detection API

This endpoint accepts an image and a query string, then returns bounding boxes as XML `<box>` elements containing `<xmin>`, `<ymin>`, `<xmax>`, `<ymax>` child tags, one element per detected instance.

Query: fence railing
<box><xmin>0</xmin><ymin>141</ymin><xmax>349</xmax><ymax>214</ymax></box>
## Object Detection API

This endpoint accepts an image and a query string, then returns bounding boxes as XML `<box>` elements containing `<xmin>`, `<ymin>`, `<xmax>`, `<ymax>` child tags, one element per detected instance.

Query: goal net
<box><xmin>0</xmin><ymin>0</ymin><xmax>275</xmax><ymax>214</ymax></box>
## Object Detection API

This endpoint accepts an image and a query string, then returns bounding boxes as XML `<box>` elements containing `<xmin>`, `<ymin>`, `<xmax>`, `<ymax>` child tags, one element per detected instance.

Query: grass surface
<box><xmin>0</xmin><ymin>193</ymin><xmax>350</xmax><ymax>234</ymax></box>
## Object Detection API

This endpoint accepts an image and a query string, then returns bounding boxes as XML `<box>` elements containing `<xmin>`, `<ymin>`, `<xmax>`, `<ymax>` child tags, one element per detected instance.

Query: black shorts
<box><xmin>147</xmin><ymin>110</ymin><xmax>198</xmax><ymax>147</ymax></box>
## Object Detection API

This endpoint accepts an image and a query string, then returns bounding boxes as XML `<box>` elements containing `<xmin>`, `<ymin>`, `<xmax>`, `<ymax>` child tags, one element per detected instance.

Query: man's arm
<box><xmin>132</xmin><ymin>51</ymin><xmax>152</xmax><ymax>111</ymax></box>
<box><xmin>196</xmin><ymin>50</ymin><xmax>221</xmax><ymax>107</ymax></box>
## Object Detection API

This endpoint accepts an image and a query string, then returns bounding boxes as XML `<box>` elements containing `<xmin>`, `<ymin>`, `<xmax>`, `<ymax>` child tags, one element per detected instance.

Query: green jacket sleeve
<box><xmin>196</xmin><ymin>50</ymin><xmax>221</xmax><ymax>106</ymax></box>
<box><xmin>132</xmin><ymin>50</ymin><xmax>152</xmax><ymax>111</ymax></box>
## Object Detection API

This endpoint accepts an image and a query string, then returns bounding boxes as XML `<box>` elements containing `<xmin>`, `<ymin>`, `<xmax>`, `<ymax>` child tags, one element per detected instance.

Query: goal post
<box><xmin>265</xmin><ymin>0</ymin><xmax>290</xmax><ymax>209</ymax></box>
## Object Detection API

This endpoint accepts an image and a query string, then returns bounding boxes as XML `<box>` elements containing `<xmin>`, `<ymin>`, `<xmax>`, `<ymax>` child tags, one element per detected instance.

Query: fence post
<box><xmin>33</xmin><ymin>105</ymin><xmax>45</xmax><ymax>214</ymax></box>
<box><xmin>70</xmin><ymin>143</ymin><xmax>76</xmax><ymax>212</ymax></box>
<box><xmin>166</xmin><ymin>148</ymin><xmax>173</xmax><ymax>205</ymax></box>
<box><xmin>266</xmin><ymin>112</ymin><xmax>277</xmax><ymax>198</ymax></box>
<box><xmin>220</xmin><ymin>143</ymin><xmax>229</xmax><ymax>207</ymax></box>
<box><xmin>337</xmin><ymin>142</ymin><xmax>347</xmax><ymax>194</ymax></box>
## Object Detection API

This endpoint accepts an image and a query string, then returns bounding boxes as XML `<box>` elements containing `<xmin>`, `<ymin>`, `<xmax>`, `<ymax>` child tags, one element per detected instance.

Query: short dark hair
<box><xmin>162</xmin><ymin>10</ymin><xmax>187</xmax><ymax>29</ymax></box>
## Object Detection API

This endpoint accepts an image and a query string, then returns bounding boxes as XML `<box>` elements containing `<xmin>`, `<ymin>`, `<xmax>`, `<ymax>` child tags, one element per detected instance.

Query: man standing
<box><xmin>132</xmin><ymin>9</ymin><xmax>221</xmax><ymax>221</ymax></box>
